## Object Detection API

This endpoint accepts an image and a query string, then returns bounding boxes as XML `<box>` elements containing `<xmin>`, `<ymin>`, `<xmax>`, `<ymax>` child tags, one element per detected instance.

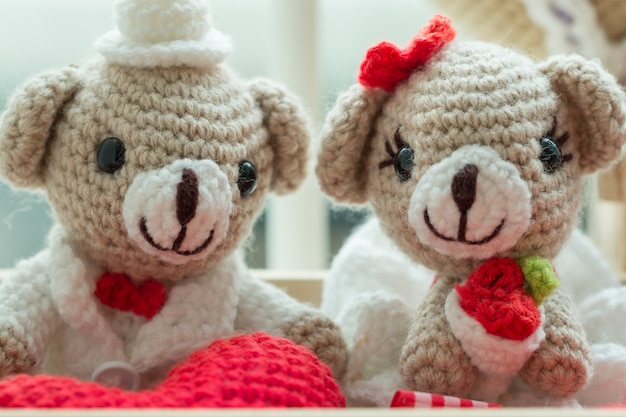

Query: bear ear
<box><xmin>315</xmin><ymin>84</ymin><xmax>389</xmax><ymax>205</ymax></box>
<box><xmin>539</xmin><ymin>55</ymin><xmax>626</xmax><ymax>174</ymax></box>
<box><xmin>247</xmin><ymin>78</ymin><xmax>311</xmax><ymax>195</ymax></box>
<box><xmin>0</xmin><ymin>66</ymin><xmax>81</xmax><ymax>189</ymax></box>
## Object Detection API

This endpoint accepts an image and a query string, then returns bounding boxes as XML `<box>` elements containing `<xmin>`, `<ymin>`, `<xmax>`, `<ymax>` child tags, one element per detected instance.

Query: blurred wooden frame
<box><xmin>597</xmin><ymin>167</ymin><xmax>626</xmax><ymax>276</ymax></box>
<box><xmin>255</xmin><ymin>269</ymin><xmax>325</xmax><ymax>306</ymax></box>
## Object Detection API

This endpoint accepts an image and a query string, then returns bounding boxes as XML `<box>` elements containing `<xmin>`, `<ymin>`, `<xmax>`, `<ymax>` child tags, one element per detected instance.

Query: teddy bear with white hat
<box><xmin>0</xmin><ymin>0</ymin><xmax>347</xmax><ymax>407</ymax></box>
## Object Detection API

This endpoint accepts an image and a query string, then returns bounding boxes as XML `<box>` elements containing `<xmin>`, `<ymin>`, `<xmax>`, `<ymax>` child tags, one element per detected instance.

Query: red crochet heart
<box><xmin>358</xmin><ymin>14</ymin><xmax>456</xmax><ymax>92</ymax></box>
<box><xmin>94</xmin><ymin>272</ymin><xmax>167</xmax><ymax>319</ymax></box>
<box><xmin>0</xmin><ymin>332</ymin><xmax>345</xmax><ymax>408</ymax></box>
<box><xmin>455</xmin><ymin>258</ymin><xmax>541</xmax><ymax>340</ymax></box>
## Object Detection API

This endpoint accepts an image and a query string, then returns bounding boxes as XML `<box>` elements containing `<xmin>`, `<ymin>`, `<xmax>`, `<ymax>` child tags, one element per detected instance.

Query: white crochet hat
<box><xmin>94</xmin><ymin>0</ymin><xmax>232</xmax><ymax>68</ymax></box>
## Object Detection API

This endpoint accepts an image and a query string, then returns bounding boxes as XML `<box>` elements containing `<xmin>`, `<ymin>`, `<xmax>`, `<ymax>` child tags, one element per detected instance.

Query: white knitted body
<box><xmin>0</xmin><ymin>225</ymin><xmax>312</xmax><ymax>388</ymax></box>
<box><xmin>320</xmin><ymin>217</ymin><xmax>430</xmax><ymax>406</ymax></box>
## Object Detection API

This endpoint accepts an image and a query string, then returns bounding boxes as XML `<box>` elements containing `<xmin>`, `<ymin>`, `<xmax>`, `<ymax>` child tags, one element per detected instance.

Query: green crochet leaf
<box><xmin>517</xmin><ymin>255</ymin><xmax>559</xmax><ymax>305</ymax></box>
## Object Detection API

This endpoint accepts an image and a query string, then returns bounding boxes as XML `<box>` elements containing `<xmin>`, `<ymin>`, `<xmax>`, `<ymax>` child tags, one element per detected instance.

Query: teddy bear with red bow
<box><xmin>316</xmin><ymin>15</ymin><xmax>626</xmax><ymax>404</ymax></box>
<box><xmin>0</xmin><ymin>0</ymin><xmax>346</xmax><ymax>407</ymax></box>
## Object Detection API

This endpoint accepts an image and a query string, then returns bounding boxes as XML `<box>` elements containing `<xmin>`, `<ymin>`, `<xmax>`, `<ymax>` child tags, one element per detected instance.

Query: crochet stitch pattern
<box><xmin>316</xmin><ymin>14</ymin><xmax>626</xmax><ymax>405</ymax></box>
<box><xmin>94</xmin><ymin>273</ymin><xmax>167</xmax><ymax>319</ymax></box>
<box><xmin>358</xmin><ymin>14</ymin><xmax>456</xmax><ymax>92</ymax></box>
<box><xmin>455</xmin><ymin>258</ymin><xmax>543</xmax><ymax>341</ymax></box>
<box><xmin>0</xmin><ymin>333</ymin><xmax>345</xmax><ymax>408</ymax></box>
<box><xmin>0</xmin><ymin>0</ymin><xmax>347</xmax><ymax>406</ymax></box>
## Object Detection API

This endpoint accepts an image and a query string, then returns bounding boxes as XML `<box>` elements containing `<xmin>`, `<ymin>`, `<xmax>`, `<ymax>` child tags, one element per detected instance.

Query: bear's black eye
<box><xmin>538</xmin><ymin>119</ymin><xmax>572</xmax><ymax>174</ymax></box>
<box><xmin>379</xmin><ymin>128</ymin><xmax>414</xmax><ymax>182</ymax></box>
<box><xmin>539</xmin><ymin>137</ymin><xmax>562</xmax><ymax>174</ymax></box>
<box><xmin>97</xmin><ymin>137</ymin><xmax>125</xmax><ymax>174</ymax></box>
<box><xmin>237</xmin><ymin>160</ymin><xmax>257</xmax><ymax>197</ymax></box>
<box><xmin>394</xmin><ymin>146</ymin><xmax>414</xmax><ymax>182</ymax></box>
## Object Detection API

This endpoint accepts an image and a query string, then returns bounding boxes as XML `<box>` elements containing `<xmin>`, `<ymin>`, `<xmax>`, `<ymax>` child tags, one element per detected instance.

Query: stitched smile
<box><xmin>423</xmin><ymin>209</ymin><xmax>503</xmax><ymax>245</ymax></box>
<box><xmin>139</xmin><ymin>217</ymin><xmax>214</xmax><ymax>256</ymax></box>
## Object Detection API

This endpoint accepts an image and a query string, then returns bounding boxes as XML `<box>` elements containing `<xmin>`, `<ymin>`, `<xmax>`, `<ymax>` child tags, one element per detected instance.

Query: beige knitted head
<box><xmin>317</xmin><ymin>15</ymin><xmax>626</xmax><ymax>278</ymax></box>
<box><xmin>433</xmin><ymin>0</ymin><xmax>626</xmax><ymax>207</ymax></box>
<box><xmin>0</xmin><ymin>0</ymin><xmax>310</xmax><ymax>281</ymax></box>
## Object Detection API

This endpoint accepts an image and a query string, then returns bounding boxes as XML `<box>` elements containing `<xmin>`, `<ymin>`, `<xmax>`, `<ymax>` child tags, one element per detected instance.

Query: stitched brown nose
<box><xmin>176</xmin><ymin>168</ymin><xmax>199</xmax><ymax>226</ymax></box>
<box><xmin>452</xmin><ymin>164</ymin><xmax>479</xmax><ymax>213</ymax></box>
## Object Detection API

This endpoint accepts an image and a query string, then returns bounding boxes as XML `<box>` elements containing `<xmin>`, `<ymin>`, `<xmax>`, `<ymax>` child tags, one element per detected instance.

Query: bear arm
<box><xmin>234</xmin><ymin>271</ymin><xmax>347</xmax><ymax>379</ymax></box>
<box><xmin>0</xmin><ymin>254</ymin><xmax>61</xmax><ymax>376</ymax></box>
<box><xmin>399</xmin><ymin>275</ymin><xmax>478</xmax><ymax>397</ymax></box>
<box><xmin>0</xmin><ymin>325</ymin><xmax>37</xmax><ymax>377</ymax></box>
<box><xmin>519</xmin><ymin>289</ymin><xmax>591</xmax><ymax>397</ymax></box>
<box><xmin>281</xmin><ymin>313</ymin><xmax>348</xmax><ymax>380</ymax></box>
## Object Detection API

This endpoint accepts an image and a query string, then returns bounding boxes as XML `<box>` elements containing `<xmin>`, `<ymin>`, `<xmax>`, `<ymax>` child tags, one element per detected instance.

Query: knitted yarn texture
<box><xmin>0</xmin><ymin>332</ymin><xmax>345</xmax><ymax>408</ymax></box>
<box><xmin>43</xmin><ymin>61</ymin><xmax>270</xmax><ymax>281</ymax></box>
<box><xmin>94</xmin><ymin>0</ymin><xmax>232</xmax><ymax>68</ymax></box>
<box><xmin>454</xmin><ymin>258</ymin><xmax>545</xmax><ymax>341</ymax></box>
<box><xmin>359</xmin><ymin>14</ymin><xmax>455</xmax><ymax>92</ymax></box>
<box><xmin>0</xmin><ymin>0</ymin><xmax>348</xmax><ymax>400</ymax></box>
<box><xmin>321</xmin><ymin>217</ymin><xmax>626</xmax><ymax>406</ymax></box>
<box><xmin>95</xmin><ymin>273</ymin><xmax>167</xmax><ymax>319</ymax></box>
<box><xmin>316</xmin><ymin>14</ymin><xmax>626</xmax><ymax>404</ymax></box>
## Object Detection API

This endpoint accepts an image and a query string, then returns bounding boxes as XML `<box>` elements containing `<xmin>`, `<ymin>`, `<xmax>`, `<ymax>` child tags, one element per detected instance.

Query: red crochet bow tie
<box><xmin>94</xmin><ymin>272</ymin><xmax>167</xmax><ymax>319</ymax></box>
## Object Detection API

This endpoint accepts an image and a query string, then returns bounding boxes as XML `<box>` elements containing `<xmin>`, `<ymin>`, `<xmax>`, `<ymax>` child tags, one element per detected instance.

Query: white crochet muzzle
<box><xmin>408</xmin><ymin>145</ymin><xmax>532</xmax><ymax>260</ymax></box>
<box><xmin>122</xmin><ymin>159</ymin><xmax>233</xmax><ymax>265</ymax></box>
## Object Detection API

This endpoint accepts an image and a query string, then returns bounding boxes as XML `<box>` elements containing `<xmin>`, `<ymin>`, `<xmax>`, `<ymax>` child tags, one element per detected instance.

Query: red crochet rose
<box><xmin>455</xmin><ymin>258</ymin><xmax>541</xmax><ymax>340</ymax></box>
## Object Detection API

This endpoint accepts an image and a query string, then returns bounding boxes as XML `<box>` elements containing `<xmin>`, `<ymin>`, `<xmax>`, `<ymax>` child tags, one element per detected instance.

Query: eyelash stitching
<box><xmin>379</xmin><ymin>128</ymin><xmax>409</xmax><ymax>170</ymax></box>
<box><xmin>378</xmin><ymin>120</ymin><xmax>572</xmax><ymax>172</ymax></box>
<box><xmin>545</xmin><ymin>118</ymin><xmax>573</xmax><ymax>163</ymax></box>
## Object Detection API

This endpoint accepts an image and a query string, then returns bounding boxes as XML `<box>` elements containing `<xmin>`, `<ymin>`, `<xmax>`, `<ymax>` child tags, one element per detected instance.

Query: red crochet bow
<box><xmin>94</xmin><ymin>272</ymin><xmax>167</xmax><ymax>319</ymax></box>
<box><xmin>358</xmin><ymin>14</ymin><xmax>455</xmax><ymax>92</ymax></box>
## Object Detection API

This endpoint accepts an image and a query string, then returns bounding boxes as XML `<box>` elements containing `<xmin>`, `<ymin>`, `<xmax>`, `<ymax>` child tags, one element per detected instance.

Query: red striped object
<box><xmin>390</xmin><ymin>390</ymin><xmax>501</xmax><ymax>408</ymax></box>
